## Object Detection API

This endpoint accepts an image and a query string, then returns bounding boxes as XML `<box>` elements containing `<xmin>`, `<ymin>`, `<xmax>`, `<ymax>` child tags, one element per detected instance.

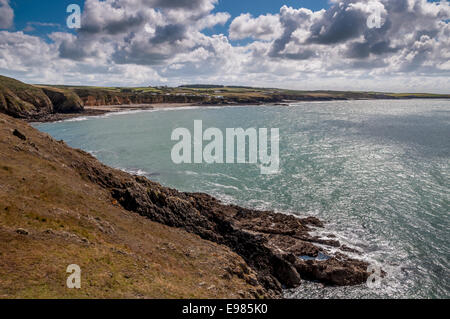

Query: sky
<box><xmin>0</xmin><ymin>0</ymin><xmax>449</xmax><ymax>92</ymax></box>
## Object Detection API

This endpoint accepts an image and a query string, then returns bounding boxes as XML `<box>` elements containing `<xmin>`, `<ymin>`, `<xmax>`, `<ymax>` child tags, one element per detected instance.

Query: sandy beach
<box><xmin>27</xmin><ymin>103</ymin><xmax>199</xmax><ymax>123</ymax></box>
<box><xmin>84</xmin><ymin>103</ymin><xmax>197</xmax><ymax>112</ymax></box>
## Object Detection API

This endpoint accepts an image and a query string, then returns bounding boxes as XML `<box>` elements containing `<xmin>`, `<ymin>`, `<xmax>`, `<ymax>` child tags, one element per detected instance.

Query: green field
<box><xmin>42</xmin><ymin>83</ymin><xmax>449</xmax><ymax>101</ymax></box>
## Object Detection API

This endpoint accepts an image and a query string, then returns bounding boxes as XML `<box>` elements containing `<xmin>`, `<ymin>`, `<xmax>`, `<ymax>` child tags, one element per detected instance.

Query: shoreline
<box><xmin>27</xmin><ymin>103</ymin><xmax>208</xmax><ymax>123</ymax></box>
<box><xmin>6</xmin><ymin>110</ymin><xmax>374</xmax><ymax>297</ymax></box>
<box><xmin>27</xmin><ymin>97</ymin><xmax>450</xmax><ymax>124</ymax></box>
<box><xmin>0</xmin><ymin>113</ymin><xmax>270</xmax><ymax>298</ymax></box>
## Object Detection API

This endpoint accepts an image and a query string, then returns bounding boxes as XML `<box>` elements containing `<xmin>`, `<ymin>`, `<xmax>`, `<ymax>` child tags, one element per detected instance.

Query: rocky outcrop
<box><xmin>40</xmin><ymin>87</ymin><xmax>84</xmax><ymax>113</ymax></box>
<box><xmin>0</xmin><ymin>113</ymin><xmax>270</xmax><ymax>298</ymax></box>
<box><xmin>0</xmin><ymin>75</ymin><xmax>84</xmax><ymax>119</ymax></box>
<box><xmin>2</xmin><ymin>74</ymin><xmax>447</xmax><ymax>121</ymax></box>
<box><xmin>0</xmin><ymin>75</ymin><xmax>374</xmax><ymax>295</ymax></box>
<box><xmin>1</xmin><ymin>108</ymin><xmax>370</xmax><ymax>294</ymax></box>
<box><xmin>73</xmin><ymin>89</ymin><xmax>211</xmax><ymax>107</ymax></box>
<box><xmin>69</xmin><ymin>148</ymin><xmax>371</xmax><ymax>294</ymax></box>
<box><xmin>75</xmin><ymin>91</ymin><xmax>401</xmax><ymax>108</ymax></box>
<box><xmin>0</xmin><ymin>75</ymin><xmax>53</xmax><ymax>118</ymax></box>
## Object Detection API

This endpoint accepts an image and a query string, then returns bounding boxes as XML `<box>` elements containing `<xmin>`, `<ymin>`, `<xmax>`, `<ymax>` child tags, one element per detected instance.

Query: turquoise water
<box><xmin>34</xmin><ymin>100</ymin><xmax>450</xmax><ymax>298</ymax></box>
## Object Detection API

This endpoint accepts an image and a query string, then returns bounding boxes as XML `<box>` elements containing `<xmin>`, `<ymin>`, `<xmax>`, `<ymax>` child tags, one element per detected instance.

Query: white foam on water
<box><xmin>200</xmin><ymin>172</ymin><xmax>240</xmax><ymax>181</ymax></box>
<box><xmin>208</xmin><ymin>182</ymin><xmax>241</xmax><ymax>192</ymax></box>
<box><xmin>118</xmin><ymin>167</ymin><xmax>149</xmax><ymax>176</ymax></box>
<box><xmin>64</xmin><ymin>116</ymin><xmax>89</xmax><ymax>122</ymax></box>
<box><xmin>97</xmin><ymin>109</ymin><xmax>156</xmax><ymax>119</ymax></box>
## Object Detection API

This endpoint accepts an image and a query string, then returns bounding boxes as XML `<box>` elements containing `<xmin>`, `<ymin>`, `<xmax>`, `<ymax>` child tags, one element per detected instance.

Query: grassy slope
<box><xmin>36</xmin><ymin>86</ymin><xmax>84</xmax><ymax>113</ymax></box>
<box><xmin>0</xmin><ymin>114</ymin><xmax>265</xmax><ymax>299</ymax></box>
<box><xmin>0</xmin><ymin>76</ymin><xmax>84</xmax><ymax>118</ymax></box>
<box><xmin>0</xmin><ymin>75</ymin><xmax>45</xmax><ymax>97</ymax></box>
<box><xmin>0</xmin><ymin>76</ymin><xmax>52</xmax><ymax>117</ymax></box>
<box><xmin>45</xmin><ymin>84</ymin><xmax>450</xmax><ymax>106</ymax></box>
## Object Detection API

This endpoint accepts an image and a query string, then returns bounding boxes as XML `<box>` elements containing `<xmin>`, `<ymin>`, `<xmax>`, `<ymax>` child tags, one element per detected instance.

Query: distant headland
<box><xmin>1</xmin><ymin>74</ymin><xmax>448</xmax><ymax>123</ymax></box>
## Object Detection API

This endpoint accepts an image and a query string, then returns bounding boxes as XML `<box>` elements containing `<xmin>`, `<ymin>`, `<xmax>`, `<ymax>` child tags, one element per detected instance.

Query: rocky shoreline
<box><xmin>43</xmin><ymin>124</ymin><xmax>371</xmax><ymax>296</ymax></box>
<box><xmin>2</xmin><ymin>74</ymin><xmax>448</xmax><ymax>126</ymax></box>
<box><xmin>0</xmin><ymin>74</ymin><xmax>378</xmax><ymax>297</ymax></box>
<box><xmin>1</xmin><ymin>112</ymin><xmax>373</xmax><ymax>297</ymax></box>
<box><xmin>1</xmin><ymin>113</ymin><xmax>271</xmax><ymax>298</ymax></box>
<box><xmin>102</xmin><ymin>176</ymin><xmax>371</xmax><ymax>294</ymax></box>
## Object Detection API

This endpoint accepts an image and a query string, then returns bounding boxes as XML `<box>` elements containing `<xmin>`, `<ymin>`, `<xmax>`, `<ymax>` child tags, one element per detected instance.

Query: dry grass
<box><xmin>0</xmin><ymin>114</ymin><xmax>265</xmax><ymax>299</ymax></box>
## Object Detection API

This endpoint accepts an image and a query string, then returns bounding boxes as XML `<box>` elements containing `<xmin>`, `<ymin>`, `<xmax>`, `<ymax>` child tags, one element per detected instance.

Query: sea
<box><xmin>34</xmin><ymin>99</ymin><xmax>450</xmax><ymax>298</ymax></box>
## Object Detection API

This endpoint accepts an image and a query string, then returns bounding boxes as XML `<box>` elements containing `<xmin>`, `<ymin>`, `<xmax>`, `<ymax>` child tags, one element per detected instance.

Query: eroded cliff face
<box><xmin>101</xmin><ymin>176</ymin><xmax>371</xmax><ymax>293</ymax></box>
<box><xmin>0</xmin><ymin>75</ymin><xmax>84</xmax><ymax>119</ymax></box>
<box><xmin>40</xmin><ymin>87</ymin><xmax>84</xmax><ymax>114</ymax></box>
<box><xmin>76</xmin><ymin>91</ymin><xmax>386</xmax><ymax>107</ymax></box>
<box><xmin>73</xmin><ymin>89</ymin><xmax>212</xmax><ymax>106</ymax></box>
<box><xmin>0</xmin><ymin>76</ymin><xmax>53</xmax><ymax>118</ymax></box>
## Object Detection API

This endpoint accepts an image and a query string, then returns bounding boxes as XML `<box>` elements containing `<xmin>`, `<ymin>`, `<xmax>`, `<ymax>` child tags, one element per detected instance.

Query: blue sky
<box><xmin>9</xmin><ymin>0</ymin><xmax>440</xmax><ymax>35</ymax></box>
<box><xmin>209</xmin><ymin>0</ymin><xmax>331</xmax><ymax>40</ymax></box>
<box><xmin>10</xmin><ymin>0</ymin><xmax>84</xmax><ymax>36</ymax></box>
<box><xmin>10</xmin><ymin>0</ymin><xmax>331</xmax><ymax>38</ymax></box>
<box><xmin>0</xmin><ymin>0</ymin><xmax>448</xmax><ymax>92</ymax></box>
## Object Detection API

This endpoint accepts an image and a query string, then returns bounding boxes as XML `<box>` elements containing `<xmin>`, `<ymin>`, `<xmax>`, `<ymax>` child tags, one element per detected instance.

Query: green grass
<box><xmin>387</xmin><ymin>93</ymin><xmax>447</xmax><ymax>97</ymax></box>
<box><xmin>0</xmin><ymin>113</ymin><xmax>266</xmax><ymax>299</ymax></box>
<box><xmin>4</xmin><ymin>74</ymin><xmax>449</xmax><ymax>107</ymax></box>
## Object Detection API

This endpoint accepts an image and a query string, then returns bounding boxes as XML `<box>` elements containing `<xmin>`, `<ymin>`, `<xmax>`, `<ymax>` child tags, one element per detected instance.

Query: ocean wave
<box><xmin>208</xmin><ymin>182</ymin><xmax>241</xmax><ymax>191</ymax></box>
<box><xmin>184</xmin><ymin>170</ymin><xmax>199</xmax><ymax>176</ymax></box>
<box><xmin>100</xmin><ymin>109</ymin><xmax>155</xmax><ymax>118</ymax></box>
<box><xmin>56</xmin><ymin>104</ymin><xmax>256</xmax><ymax>123</ymax></box>
<box><xmin>64</xmin><ymin>116</ymin><xmax>89</xmax><ymax>122</ymax></box>
<box><xmin>118</xmin><ymin>167</ymin><xmax>150</xmax><ymax>177</ymax></box>
<box><xmin>200</xmin><ymin>172</ymin><xmax>240</xmax><ymax>181</ymax></box>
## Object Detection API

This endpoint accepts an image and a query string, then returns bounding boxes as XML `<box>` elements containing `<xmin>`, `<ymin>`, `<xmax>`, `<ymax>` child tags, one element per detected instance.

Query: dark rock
<box><xmin>13</xmin><ymin>129</ymin><xmax>26</xmax><ymax>141</ymax></box>
<box><xmin>68</xmin><ymin>155</ymin><xmax>371</xmax><ymax>295</ymax></box>
<box><xmin>0</xmin><ymin>75</ymin><xmax>85</xmax><ymax>120</ymax></box>
<box><xmin>300</xmin><ymin>216</ymin><xmax>324</xmax><ymax>228</ymax></box>
<box><xmin>310</xmin><ymin>237</ymin><xmax>341</xmax><ymax>247</ymax></box>
<box><xmin>0</xmin><ymin>76</ymin><xmax>53</xmax><ymax>118</ymax></box>
<box><xmin>292</xmin><ymin>256</ymin><xmax>369</xmax><ymax>286</ymax></box>
<box><xmin>41</xmin><ymin>87</ymin><xmax>84</xmax><ymax>114</ymax></box>
<box><xmin>340</xmin><ymin>245</ymin><xmax>361</xmax><ymax>254</ymax></box>
<box><xmin>16</xmin><ymin>228</ymin><xmax>29</xmax><ymax>235</ymax></box>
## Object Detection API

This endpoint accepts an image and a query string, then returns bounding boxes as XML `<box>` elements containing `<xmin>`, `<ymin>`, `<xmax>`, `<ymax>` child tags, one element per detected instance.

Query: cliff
<box><xmin>39</xmin><ymin>86</ymin><xmax>84</xmax><ymax>114</ymax></box>
<box><xmin>72</xmin><ymin>88</ymin><xmax>210</xmax><ymax>106</ymax></box>
<box><xmin>0</xmin><ymin>75</ymin><xmax>53</xmax><ymax>118</ymax></box>
<box><xmin>1</xmin><ymin>75</ymin><xmax>448</xmax><ymax>122</ymax></box>
<box><xmin>0</xmin><ymin>113</ymin><xmax>371</xmax><ymax>297</ymax></box>
<box><xmin>0</xmin><ymin>113</ymin><xmax>268</xmax><ymax>298</ymax></box>
<box><xmin>58</xmin><ymin>86</ymin><xmax>450</xmax><ymax>109</ymax></box>
<box><xmin>0</xmin><ymin>75</ymin><xmax>83</xmax><ymax>120</ymax></box>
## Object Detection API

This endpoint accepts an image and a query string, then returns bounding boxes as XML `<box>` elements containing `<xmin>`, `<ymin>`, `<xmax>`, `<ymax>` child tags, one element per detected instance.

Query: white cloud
<box><xmin>0</xmin><ymin>0</ymin><xmax>448</xmax><ymax>93</ymax></box>
<box><xmin>0</xmin><ymin>0</ymin><xmax>13</xmax><ymax>29</ymax></box>
<box><xmin>229</xmin><ymin>13</ymin><xmax>282</xmax><ymax>41</ymax></box>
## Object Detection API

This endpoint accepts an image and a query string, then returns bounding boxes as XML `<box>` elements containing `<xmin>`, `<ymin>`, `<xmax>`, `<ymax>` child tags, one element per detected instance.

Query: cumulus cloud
<box><xmin>268</xmin><ymin>6</ymin><xmax>324</xmax><ymax>59</ymax></box>
<box><xmin>0</xmin><ymin>0</ymin><xmax>448</xmax><ymax>92</ymax></box>
<box><xmin>0</xmin><ymin>0</ymin><xmax>14</xmax><ymax>29</ymax></box>
<box><xmin>261</xmin><ymin>0</ymin><xmax>450</xmax><ymax>73</ymax></box>
<box><xmin>229</xmin><ymin>13</ymin><xmax>282</xmax><ymax>41</ymax></box>
<box><xmin>56</xmin><ymin>0</ymin><xmax>230</xmax><ymax>67</ymax></box>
